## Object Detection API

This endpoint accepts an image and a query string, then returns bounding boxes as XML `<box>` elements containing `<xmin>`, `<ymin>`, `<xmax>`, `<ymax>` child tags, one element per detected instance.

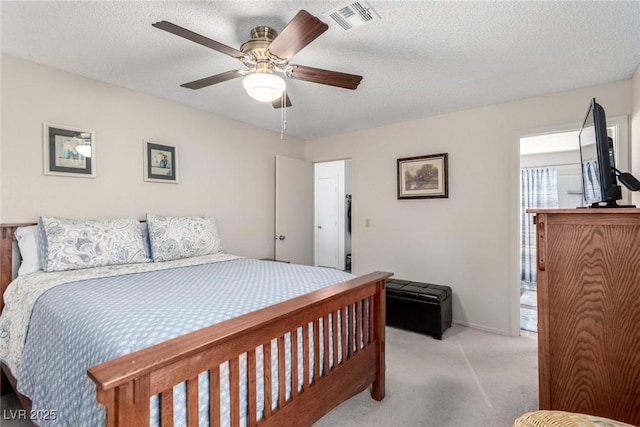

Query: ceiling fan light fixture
<box><xmin>242</xmin><ymin>72</ymin><xmax>286</xmax><ymax>102</ymax></box>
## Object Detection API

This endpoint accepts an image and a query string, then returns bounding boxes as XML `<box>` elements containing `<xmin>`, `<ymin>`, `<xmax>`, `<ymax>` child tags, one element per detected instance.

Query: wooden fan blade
<box><xmin>181</xmin><ymin>70</ymin><xmax>246</xmax><ymax>89</ymax></box>
<box><xmin>268</xmin><ymin>10</ymin><xmax>328</xmax><ymax>60</ymax></box>
<box><xmin>289</xmin><ymin>65</ymin><xmax>363</xmax><ymax>90</ymax></box>
<box><xmin>153</xmin><ymin>21</ymin><xmax>244</xmax><ymax>59</ymax></box>
<box><xmin>272</xmin><ymin>93</ymin><xmax>293</xmax><ymax>109</ymax></box>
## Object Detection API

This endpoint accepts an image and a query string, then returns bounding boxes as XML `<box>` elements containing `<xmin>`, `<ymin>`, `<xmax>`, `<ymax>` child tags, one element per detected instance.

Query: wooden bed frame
<box><xmin>0</xmin><ymin>223</ymin><xmax>391</xmax><ymax>426</ymax></box>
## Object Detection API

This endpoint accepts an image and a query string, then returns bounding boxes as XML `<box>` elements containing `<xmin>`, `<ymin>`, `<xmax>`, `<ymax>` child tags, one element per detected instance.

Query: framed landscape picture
<box><xmin>43</xmin><ymin>123</ymin><xmax>95</xmax><ymax>178</ymax></box>
<box><xmin>397</xmin><ymin>153</ymin><xmax>448</xmax><ymax>199</ymax></box>
<box><xmin>144</xmin><ymin>141</ymin><xmax>178</xmax><ymax>183</ymax></box>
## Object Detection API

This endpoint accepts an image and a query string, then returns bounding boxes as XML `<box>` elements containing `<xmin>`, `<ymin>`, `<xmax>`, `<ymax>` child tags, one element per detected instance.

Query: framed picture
<box><xmin>144</xmin><ymin>141</ymin><xmax>178</xmax><ymax>183</ymax></box>
<box><xmin>43</xmin><ymin>123</ymin><xmax>95</xmax><ymax>178</ymax></box>
<box><xmin>397</xmin><ymin>153</ymin><xmax>448</xmax><ymax>199</ymax></box>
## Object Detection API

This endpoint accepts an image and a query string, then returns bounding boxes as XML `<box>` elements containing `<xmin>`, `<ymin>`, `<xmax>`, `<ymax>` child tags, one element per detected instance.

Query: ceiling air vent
<box><xmin>323</xmin><ymin>1</ymin><xmax>380</xmax><ymax>32</ymax></box>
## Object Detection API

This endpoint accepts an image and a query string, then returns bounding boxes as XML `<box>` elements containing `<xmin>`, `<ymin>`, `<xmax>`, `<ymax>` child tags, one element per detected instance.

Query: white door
<box><xmin>317</xmin><ymin>177</ymin><xmax>340</xmax><ymax>268</ymax></box>
<box><xmin>275</xmin><ymin>155</ymin><xmax>313</xmax><ymax>265</ymax></box>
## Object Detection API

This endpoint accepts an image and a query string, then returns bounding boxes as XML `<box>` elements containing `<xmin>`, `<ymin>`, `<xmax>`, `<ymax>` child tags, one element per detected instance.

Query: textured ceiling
<box><xmin>2</xmin><ymin>1</ymin><xmax>639</xmax><ymax>140</ymax></box>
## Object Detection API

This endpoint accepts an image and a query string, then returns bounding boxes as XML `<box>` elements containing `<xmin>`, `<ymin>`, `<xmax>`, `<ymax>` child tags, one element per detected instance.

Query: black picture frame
<box><xmin>144</xmin><ymin>141</ymin><xmax>178</xmax><ymax>183</ymax></box>
<box><xmin>43</xmin><ymin>124</ymin><xmax>95</xmax><ymax>178</ymax></box>
<box><xmin>397</xmin><ymin>153</ymin><xmax>448</xmax><ymax>199</ymax></box>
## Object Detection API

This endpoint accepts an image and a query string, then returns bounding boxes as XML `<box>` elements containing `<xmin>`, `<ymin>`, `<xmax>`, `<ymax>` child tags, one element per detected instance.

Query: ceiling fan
<box><xmin>152</xmin><ymin>10</ymin><xmax>363</xmax><ymax>109</ymax></box>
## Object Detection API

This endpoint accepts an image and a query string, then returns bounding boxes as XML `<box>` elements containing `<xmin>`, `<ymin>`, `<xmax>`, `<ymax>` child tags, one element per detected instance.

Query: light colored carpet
<box><xmin>316</xmin><ymin>325</ymin><xmax>538</xmax><ymax>426</ymax></box>
<box><xmin>1</xmin><ymin>325</ymin><xmax>538</xmax><ymax>426</ymax></box>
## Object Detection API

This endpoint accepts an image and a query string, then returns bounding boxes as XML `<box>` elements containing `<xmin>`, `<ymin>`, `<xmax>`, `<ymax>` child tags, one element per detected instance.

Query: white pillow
<box><xmin>15</xmin><ymin>225</ymin><xmax>42</xmax><ymax>276</ymax></box>
<box><xmin>146</xmin><ymin>214</ymin><xmax>222</xmax><ymax>262</ymax></box>
<box><xmin>40</xmin><ymin>217</ymin><xmax>151</xmax><ymax>272</ymax></box>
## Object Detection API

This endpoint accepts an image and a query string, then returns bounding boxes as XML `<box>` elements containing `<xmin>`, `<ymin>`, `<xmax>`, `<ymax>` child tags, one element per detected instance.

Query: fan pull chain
<box><xmin>280</xmin><ymin>91</ymin><xmax>287</xmax><ymax>140</ymax></box>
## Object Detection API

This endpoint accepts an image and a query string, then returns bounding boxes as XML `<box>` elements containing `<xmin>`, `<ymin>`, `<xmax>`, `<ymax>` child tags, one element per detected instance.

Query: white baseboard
<box><xmin>452</xmin><ymin>319</ymin><xmax>512</xmax><ymax>336</ymax></box>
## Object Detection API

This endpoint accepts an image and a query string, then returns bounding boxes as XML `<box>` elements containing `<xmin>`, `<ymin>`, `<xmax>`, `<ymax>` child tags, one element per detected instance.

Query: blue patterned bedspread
<box><xmin>15</xmin><ymin>258</ymin><xmax>353</xmax><ymax>426</ymax></box>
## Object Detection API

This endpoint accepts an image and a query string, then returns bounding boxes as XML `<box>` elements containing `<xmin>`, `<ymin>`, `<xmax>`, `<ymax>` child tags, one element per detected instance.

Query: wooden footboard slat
<box><xmin>357</xmin><ymin>300</ymin><xmax>363</xmax><ymax>352</ymax></box>
<box><xmin>363</xmin><ymin>299</ymin><xmax>368</xmax><ymax>346</ymax></box>
<box><xmin>351</xmin><ymin>304</ymin><xmax>357</xmax><ymax>358</ymax></box>
<box><xmin>209</xmin><ymin>366</ymin><xmax>220</xmax><ymax>427</ymax></box>
<box><xmin>263</xmin><ymin>343</ymin><xmax>272</xmax><ymax>419</ymax></box>
<box><xmin>346</xmin><ymin>305</ymin><xmax>352</xmax><ymax>357</ymax></box>
<box><xmin>230</xmin><ymin>358</ymin><xmax>240</xmax><ymax>427</ymax></box>
<box><xmin>229</xmin><ymin>358</ymin><xmax>240</xmax><ymax>427</ymax></box>
<box><xmin>187</xmin><ymin>376</ymin><xmax>198</xmax><ymax>427</ymax></box>
<box><xmin>364</xmin><ymin>298</ymin><xmax>371</xmax><ymax>345</ymax></box>
<box><xmin>369</xmin><ymin>296</ymin><xmax>375</xmax><ymax>340</ymax></box>
<box><xmin>248</xmin><ymin>349</ymin><xmax>257</xmax><ymax>427</ymax></box>
<box><xmin>303</xmin><ymin>323</ymin><xmax>310</xmax><ymax>390</ymax></box>
<box><xmin>161</xmin><ymin>388</ymin><xmax>174</xmax><ymax>426</ymax></box>
<box><xmin>357</xmin><ymin>302</ymin><xmax>362</xmax><ymax>350</ymax></box>
<box><xmin>277</xmin><ymin>335</ymin><xmax>286</xmax><ymax>407</ymax></box>
<box><xmin>84</xmin><ymin>271</ymin><xmax>392</xmax><ymax>427</ymax></box>
<box><xmin>313</xmin><ymin>319</ymin><xmax>320</xmax><ymax>381</ymax></box>
<box><xmin>341</xmin><ymin>306</ymin><xmax>347</xmax><ymax>363</ymax></box>
<box><xmin>323</xmin><ymin>314</ymin><xmax>330</xmax><ymax>375</ymax></box>
<box><xmin>291</xmin><ymin>329</ymin><xmax>299</xmax><ymax>398</ymax></box>
<box><xmin>331</xmin><ymin>312</ymin><xmax>338</xmax><ymax>369</ymax></box>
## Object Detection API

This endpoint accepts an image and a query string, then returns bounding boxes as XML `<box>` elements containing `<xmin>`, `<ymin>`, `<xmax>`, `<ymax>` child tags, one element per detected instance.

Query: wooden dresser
<box><xmin>528</xmin><ymin>209</ymin><xmax>640</xmax><ymax>425</ymax></box>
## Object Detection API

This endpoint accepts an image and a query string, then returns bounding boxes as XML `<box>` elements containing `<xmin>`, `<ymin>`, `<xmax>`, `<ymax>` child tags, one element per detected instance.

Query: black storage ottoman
<box><xmin>386</xmin><ymin>279</ymin><xmax>452</xmax><ymax>340</ymax></box>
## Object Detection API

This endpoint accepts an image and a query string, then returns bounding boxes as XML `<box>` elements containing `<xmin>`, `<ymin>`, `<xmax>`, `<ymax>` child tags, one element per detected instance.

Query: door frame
<box><xmin>313</xmin><ymin>158</ymin><xmax>352</xmax><ymax>270</ymax></box>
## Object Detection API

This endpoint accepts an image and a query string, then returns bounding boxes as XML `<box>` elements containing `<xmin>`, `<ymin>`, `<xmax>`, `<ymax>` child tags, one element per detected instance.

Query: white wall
<box><xmin>0</xmin><ymin>55</ymin><xmax>306</xmax><ymax>259</ymax></box>
<box><xmin>305</xmin><ymin>80</ymin><xmax>633</xmax><ymax>335</ymax></box>
<box><xmin>632</xmin><ymin>65</ymin><xmax>640</xmax><ymax>206</ymax></box>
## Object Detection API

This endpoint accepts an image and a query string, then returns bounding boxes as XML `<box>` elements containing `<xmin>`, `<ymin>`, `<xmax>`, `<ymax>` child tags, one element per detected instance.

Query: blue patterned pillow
<box><xmin>40</xmin><ymin>217</ymin><xmax>151</xmax><ymax>272</ymax></box>
<box><xmin>146</xmin><ymin>214</ymin><xmax>222</xmax><ymax>262</ymax></box>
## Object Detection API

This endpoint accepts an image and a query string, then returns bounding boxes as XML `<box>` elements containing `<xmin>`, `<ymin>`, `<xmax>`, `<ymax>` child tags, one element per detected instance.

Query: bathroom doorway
<box><xmin>314</xmin><ymin>160</ymin><xmax>352</xmax><ymax>271</ymax></box>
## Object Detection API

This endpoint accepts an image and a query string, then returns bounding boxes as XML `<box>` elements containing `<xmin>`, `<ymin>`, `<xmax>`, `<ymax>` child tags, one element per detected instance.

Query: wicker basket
<box><xmin>513</xmin><ymin>411</ymin><xmax>636</xmax><ymax>427</ymax></box>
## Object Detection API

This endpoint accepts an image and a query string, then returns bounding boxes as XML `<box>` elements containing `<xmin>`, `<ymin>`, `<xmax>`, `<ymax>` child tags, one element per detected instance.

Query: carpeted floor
<box><xmin>316</xmin><ymin>325</ymin><xmax>538</xmax><ymax>426</ymax></box>
<box><xmin>1</xmin><ymin>325</ymin><xmax>538</xmax><ymax>427</ymax></box>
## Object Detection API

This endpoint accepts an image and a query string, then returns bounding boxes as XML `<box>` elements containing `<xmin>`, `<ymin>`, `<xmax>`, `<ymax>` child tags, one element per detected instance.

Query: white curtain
<box><xmin>582</xmin><ymin>160</ymin><xmax>601</xmax><ymax>203</ymax></box>
<box><xmin>520</xmin><ymin>168</ymin><xmax>558</xmax><ymax>286</ymax></box>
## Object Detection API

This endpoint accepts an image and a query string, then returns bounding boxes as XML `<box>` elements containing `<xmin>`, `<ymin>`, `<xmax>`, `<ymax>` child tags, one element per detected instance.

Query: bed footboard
<box><xmin>88</xmin><ymin>271</ymin><xmax>391</xmax><ymax>427</ymax></box>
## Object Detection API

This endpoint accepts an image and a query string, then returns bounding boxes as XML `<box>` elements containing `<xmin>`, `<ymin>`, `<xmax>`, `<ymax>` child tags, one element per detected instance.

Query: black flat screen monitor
<box><xmin>578</xmin><ymin>98</ymin><xmax>622</xmax><ymax>207</ymax></box>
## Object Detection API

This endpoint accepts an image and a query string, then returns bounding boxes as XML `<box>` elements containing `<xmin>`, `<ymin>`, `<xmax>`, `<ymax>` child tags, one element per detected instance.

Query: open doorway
<box><xmin>314</xmin><ymin>160</ymin><xmax>352</xmax><ymax>271</ymax></box>
<box><xmin>518</xmin><ymin>116</ymin><xmax>629</xmax><ymax>332</ymax></box>
<box><xmin>520</xmin><ymin>131</ymin><xmax>581</xmax><ymax>332</ymax></box>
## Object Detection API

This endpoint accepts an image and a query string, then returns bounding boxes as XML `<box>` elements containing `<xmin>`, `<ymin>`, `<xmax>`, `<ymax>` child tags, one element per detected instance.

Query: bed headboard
<box><xmin>0</xmin><ymin>223</ymin><xmax>35</xmax><ymax>312</ymax></box>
